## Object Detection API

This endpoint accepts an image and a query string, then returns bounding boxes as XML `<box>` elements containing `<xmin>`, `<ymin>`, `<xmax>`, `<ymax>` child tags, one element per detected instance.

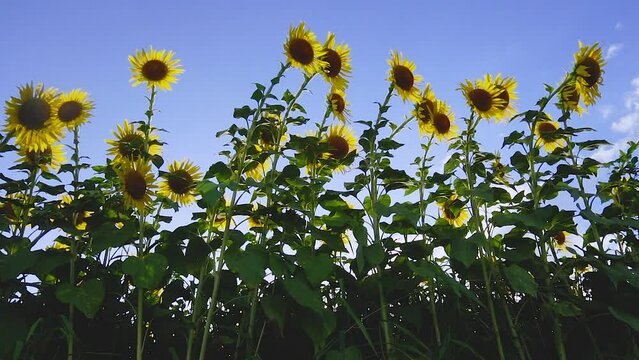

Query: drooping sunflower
<box><xmin>413</xmin><ymin>84</ymin><xmax>437</xmax><ymax>136</ymax></box>
<box><xmin>572</xmin><ymin>42</ymin><xmax>605</xmax><ymax>106</ymax></box>
<box><xmin>55</xmin><ymin>89</ymin><xmax>95</xmax><ymax>129</ymax></box>
<box><xmin>117</xmin><ymin>159</ymin><xmax>155</xmax><ymax>210</ymax></box>
<box><xmin>427</xmin><ymin>100</ymin><xmax>459</xmax><ymax>142</ymax></box>
<box><xmin>322</xmin><ymin>124</ymin><xmax>357</xmax><ymax>172</ymax></box>
<box><xmin>244</xmin><ymin>159</ymin><xmax>271</xmax><ymax>181</ymax></box>
<box><xmin>557</xmin><ymin>80</ymin><xmax>585</xmax><ymax>115</ymax></box>
<box><xmin>1</xmin><ymin>193</ymin><xmax>27</xmax><ymax>224</ymax></box>
<box><xmin>60</xmin><ymin>193</ymin><xmax>93</xmax><ymax>231</ymax></box>
<box><xmin>387</xmin><ymin>50</ymin><xmax>423</xmax><ymax>103</ymax></box>
<box><xmin>106</xmin><ymin>120</ymin><xmax>162</xmax><ymax>164</ymax></box>
<box><xmin>158</xmin><ymin>160</ymin><xmax>202</xmax><ymax>206</ymax></box>
<box><xmin>328</xmin><ymin>88</ymin><xmax>350</xmax><ymax>123</ymax></box>
<box><xmin>320</xmin><ymin>32</ymin><xmax>351</xmax><ymax>91</ymax></box>
<box><xmin>487</xmin><ymin>74</ymin><xmax>518</xmax><ymax>121</ymax></box>
<box><xmin>4</xmin><ymin>83</ymin><xmax>62</xmax><ymax>151</ymax></box>
<box><xmin>129</xmin><ymin>47</ymin><xmax>184</xmax><ymax>90</ymax></box>
<box><xmin>534</xmin><ymin>115</ymin><xmax>566</xmax><ymax>152</ymax></box>
<box><xmin>553</xmin><ymin>231</ymin><xmax>570</xmax><ymax>251</ymax></box>
<box><xmin>17</xmin><ymin>143</ymin><xmax>66</xmax><ymax>173</ymax></box>
<box><xmin>459</xmin><ymin>77</ymin><xmax>506</xmax><ymax>119</ymax></box>
<box><xmin>438</xmin><ymin>194</ymin><xmax>470</xmax><ymax>228</ymax></box>
<box><xmin>248</xmin><ymin>203</ymin><xmax>265</xmax><ymax>229</ymax></box>
<box><xmin>255</xmin><ymin>111</ymin><xmax>287</xmax><ymax>150</ymax></box>
<box><xmin>283</xmin><ymin>22</ymin><xmax>326</xmax><ymax>75</ymax></box>
<box><xmin>492</xmin><ymin>156</ymin><xmax>510</xmax><ymax>184</ymax></box>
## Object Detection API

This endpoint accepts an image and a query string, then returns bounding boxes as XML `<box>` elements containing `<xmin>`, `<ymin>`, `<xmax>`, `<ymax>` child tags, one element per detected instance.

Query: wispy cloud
<box><xmin>615</xmin><ymin>22</ymin><xmax>623</xmax><ymax>30</ymax></box>
<box><xmin>605</xmin><ymin>43</ymin><xmax>623</xmax><ymax>60</ymax></box>
<box><xmin>598</xmin><ymin>105</ymin><xmax>614</xmax><ymax>119</ymax></box>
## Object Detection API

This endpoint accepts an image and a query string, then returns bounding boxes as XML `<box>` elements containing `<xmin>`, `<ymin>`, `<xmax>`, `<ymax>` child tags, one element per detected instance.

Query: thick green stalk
<box><xmin>67</xmin><ymin>126</ymin><xmax>81</xmax><ymax>360</ymax></box>
<box><xmin>198</xmin><ymin>64</ymin><xmax>290</xmax><ymax>360</ymax></box>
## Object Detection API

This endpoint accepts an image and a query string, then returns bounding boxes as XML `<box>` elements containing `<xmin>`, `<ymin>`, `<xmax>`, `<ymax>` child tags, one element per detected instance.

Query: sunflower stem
<box><xmin>67</xmin><ymin>126</ymin><xmax>81</xmax><ymax>360</ymax></box>
<box><xmin>198</xmin><ymin>64</ymin><xmax>290</xmax><ymax>360</ymax></box>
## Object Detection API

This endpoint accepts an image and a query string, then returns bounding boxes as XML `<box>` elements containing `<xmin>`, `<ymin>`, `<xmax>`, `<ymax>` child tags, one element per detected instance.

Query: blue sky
<box><xmin>1</xmin><ymin>0</ymin><xmax>637</xmax><ymax>184</ymax></box>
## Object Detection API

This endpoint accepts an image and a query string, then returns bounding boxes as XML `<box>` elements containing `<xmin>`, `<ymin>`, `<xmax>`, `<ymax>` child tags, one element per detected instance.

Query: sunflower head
<box><xmin>557</xmin><ymin>80</ymin><xmax>585</xmax><ymax>115</ymax></box>
<box><xmin>492</xmin><ymin>156</ymin><xmax>510</xmax><ymax>184</ymax></box>
<box><xmin>460</xmin><ymin>78</ymin><xmax>506</xmax><ymax>120</ymax></box>
<box><xmin>129</xmin><ymin>47</ymin><xmax>184</xmax><ymax>90</ymax></box>
<box><xmin>4</xmin><ymin>83</ymin><xmax>63</xmax><ymax>151</ymax></box>
<box><xmin>426</xmin><ymin>100</ymin><xmax>459</xmax><ymax>142</ymax></box>
<box><xmin>244</xmin><ymin>159</ymin><xmax>271</xmax><ymax>181</ymax></box>
<box><xmin>17</xmin><ymin>143</ymin><xmax>66</xmax><ymax>173</ymax></box>
<box><xmin>553</xmin><ymin>231</ymin><xmax>569</xmax><ymax>251</ymax></box>
<box><xmin>327</xmin><ymin>88</ymin><xmax>350</xmax><ymax>123</ymax></box>
<box><xmin>248</xmin><ymin>203</ymin><xmax>265</xmax><ymax>229</ymax></box>
<box><xmin>320</xmin><ymin>32</ymin><xmax>352</xmax><ymax>91</ymax></box>
<box><xmin>284</xmin><ymin>22</ymin><xmax>326</xmax><ymax>75</ymax></box>
<box><xmin>55</xmin><ymin>89</ymin><xmax>95</xmax><ymax>129</ymax></box>
<box><xmin>106</xmin><ymin>120</ymin><xmax>162</xmax><ymax>164</ymax></box>
<box><xmin>1</xmin><ymin>193</ymin><xmax>27</xmax><ymax>224</ymax></box>
<box><xmin>322</xmin><ymin>124</ymin><xmax>357</xmax><ymax>172</ymax></box>
<box><xmin>255</xmin><ymin>111</ymin><xmax>287</xmax><ymax>150</ymax></box>
<box><xmin>573</xmin><ymin>42</ymin><xmax>605</xmax><ymax>106</ymax></box>
<box><xmin>60</xmin><ymin>194</ymin><xmax>93</xmax><ymax>231</ymax></box>
<box><xmin>158</xmin><ymin>160</ymin><xmax>202</xmax><ymax>206</ymax></box>
<box><xmin>438</xmin><ymin>194</ymin><xmax>469</xmax><ymax>228</ymax></box>
<box><xmin>117</xmin><ymin>160</ymin><xmax>155</xmax><ymax>211</ymax></box>
<box><xmin>387</xmin><ymin>51</ymin><xmax>423</xmax><ymax>103</ymax></box>
<box><xmin>413</xmin><ymin>84</ymin><xmax>437</xmax><ymax>136</ymax></box>
<box><xmin>487</xmin><ymin>74</ymin><xmax>518</xmax><ymax>121</ymax></box>
<box><xmin>534</xmin><ymin>115</ymin><xmax>566</xmax><ymax>152</ymax></box>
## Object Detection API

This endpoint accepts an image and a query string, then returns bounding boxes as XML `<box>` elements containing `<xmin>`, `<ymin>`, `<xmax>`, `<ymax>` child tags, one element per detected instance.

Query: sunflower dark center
<box><xmin>538</xmin><ymin>122</ymin><xmax>557</xmax><ymax>139</ymax></box>
<box><xmin>443</xmin><ymin>208</ymin><xmax>455</xmax><ymax>219</ymax></box>
<box><xmin>578</xmin><ymin>57</ymin><xmax>601</xmax><ymax>87</ymax></box>
<box><xmin>468</xmin><ymin>89</ymin><xmax>493</xmax><ymax>112</ymax></box>
<box><xmin>433</xmin><ymin>113</ymin><xmax>451</xmax><ymax>134</ymax></box>
<box><xmin>417</xmin><ymin>99</ymin><xmax>435</xmax><ymax>123</ymax></box>
<box><xmin>495</xmin><ymin>86</ymin><xmax>510</xmax><ymax>110</ymax></box>
<box><xmin>562</xmin><ymin>85</ymin><xmax>580</xmax><ymax>104</ymax></box>
<box><xmin>393</xmin><ymin>66</ymin><xmax>414</xmax><ymax>91</ymax></box>
<box><xmin>58</xmin><ymin>101</ymin><xmax>83</xmax><ymax>122</ymax></box>
<box><xmin>124</xmin><ymin>171</ymin><xmax>147</xmax><ymax>200</ymax></box>
<box><xmin>327</xmin><ymin>135</ymin><xmax>349</xmax><ymax>159</ymax></box>
<box><xmin>167</xmin><ymin>169</ymin><xmax>193</xmax><ymax>195</ymax></box>
<box><xmin>289</xmin><ymin>38</ymin><xmax>314</xmax><ymax>65</ymax></box>
<box><xmin>322</xmin><ymin>49</ymin><xmax>342</xmax><ymax>77</ymax></box>
<box><xmin>118</xmin><ymin>134</ymin><xmax>145</xmax><ymax>160</ymax></box>
<box><xmin>142</xmin><ymin>59</ymin><xmax>169</xmax><ymax>81</ymax></box>
<box><xmin>554</xmin><ymin>232</ymin><xmax>566</xmax><ymax>245</ymax></box>
<box><xmin>259</xmin><ymin>127</ymin><xmax>275</xmax><ymax>145</ymax></box>
<box><xmin>330</xmin><ymin>93</ymin><xmax>346</xmax><ymax>113</ymax></box>
<box><xmin>19</xmin><ymin>98</ymin><xmax>51</xmax><ymax>130</ymax></box>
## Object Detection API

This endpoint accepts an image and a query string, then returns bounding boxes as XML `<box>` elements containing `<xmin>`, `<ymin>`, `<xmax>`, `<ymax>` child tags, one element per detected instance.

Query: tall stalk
<box><xmin>197</xmin><ymin>64</ymin><xmax>290</xmax><ymax>360</ymax></box>
<box><xmin>67</xmin><ymin>126</ymin><xmax>81</xmax><ymax>360</ymax></box>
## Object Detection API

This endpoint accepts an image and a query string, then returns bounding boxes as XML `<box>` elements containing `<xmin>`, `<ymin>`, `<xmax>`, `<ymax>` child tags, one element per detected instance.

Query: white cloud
<box><xmin>605</xmin><ymin>43</ymin><xmax>623</xmax><ymax>60</ymax></box>
<box><xmin>611</xmin><ymin>112</ymin><xmax>639</xmax><ymax>133</ymax></box>
<box><xmin>592</xmin><ymin>139</ymin><xmax>630</xmax><ymax>162</ymax></box>
<box><xmin>625</xmin><ymin>77</ymin><xmax>639</xmax><ymax>111</ymax></box>
<box><xmin>596</xmin><ymin>77</ymin><xmax>639</xmax><ymax>161</ymax></box>
<box><xmin>598</xmin><ymin>104</ymin><xmax>614</xmax><ymax>119</ymax></box>
<box><xmin>615</xmin><ymin>22</ymin><xmax>623</xmax><ymax>30</ymax></box>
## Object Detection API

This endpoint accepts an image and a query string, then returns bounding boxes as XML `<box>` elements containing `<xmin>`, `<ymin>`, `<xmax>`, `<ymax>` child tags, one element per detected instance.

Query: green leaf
<box><xmin>225</xmin><ymin>245</ymin><xmax>267</xmax><ymax>287</ymax></box>
<box><xmin>503</xmin><ymin>264</ymin><xmax>538</xmax><ymax>297</ymax></box>
<box><xmin>90</xmin><ymin>222</ymin><xmax>136</xmax><ymax>254</ymax></box>
<box><xmin>282</xmin><ymin>276</ymin><xmax>324</xmax><ymax>313</ymax></box>
<box><xmin>0</xmin><ymin>249</ymin><xmax>38</xmax><ymax>281</ymax></box>
<box><xmin>261</xmin><ymin>295</ymin><xmax>286</xmax><ymax>333</ymax></box>
<box><xmin>55</xmin><ymin>279</ymin><xmax>105</xmax><ymax>318</ymax></box>
<box><xmin>122</xmin><ymin>254</ymin><xmax>168</xmax><ymax>289</ymax></box>
<box><xmin>450</xmin><ymin>238</ymin><xmax>478</xmax><ymax>268</ymax></box>
<box><xmin>299</xmin><ymin>252</ymin><xmax>334</xmax><ymax>286</ymax></box>
<box><xmin>609</xmin><ymin>306</ymin><xmax>639</xmax><ymax>332</ymax></box>
<box><xmin>233</xmin><ymin>105</ymin><xmax>254</xmax><ymax>120</ymax></box>
<box><xmin>197</xmin><ymin>180</ymin><xmax>223</xmax><ymax>208</ymax></box>
<box><xmin>363</xmin><ymin>242</ymin><xmax>385</xmax><ymax>267</ymax></box>
<box><xmin>326</xmin><ymin>347</ymin><xmax>363</xmax><ymax>360</ymax></box>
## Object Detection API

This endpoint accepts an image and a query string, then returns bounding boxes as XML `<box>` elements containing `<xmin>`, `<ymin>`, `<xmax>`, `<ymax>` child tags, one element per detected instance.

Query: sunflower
<box><xmin>158</xmin><ymin>160</ymin><xmax>202</xmax><ymax>206</ymax></box>
<box><xmin>534</xmin><ymin>115</ymin><xmax>566</xmax><ymax>152</ymax></box>
<box><xmin>557</xmin><ymin>80</ymin><xmax>585</xmax><ymax>115</ymax></box>
<box><xmin>322</xmin><ymin>124</ymin><xmax>357</xmax><ymax>172</ymax></box>
<box><xmin>106</xmin><ymin>120</ymin><xmax>162</xmax><ymax>164</ymax></box>
<box><xmin>248</xmin><ymin>203</ymin><xmax>265</xmax><ymax>229</ymax></box>
<box><xmin>17</xmin><ymin>143</ymin><xmax>66</xmax><ymax>172</ymax></box>
<box><xmin>387</xmin><ymin>50</ymin><xmax>422</xmax><ymax>103</ymax></box>
<box><xmin>413</xmin><ymin>84</ymin><xmax>437</xmax><ymax>136</ymax></box>
<box><xmin>117</xmin><ymin>160</ymin><xmax>155</xmax><ymax>210</ymax></box>
<box><xmin>211</xmin><ymin>197</ymin><xmax>233</xmax><ymax>230</ymax></box>
<box><xmin>427</xmin><ymin>100</ymin><xmax>459</xmax><ymax>142</ymax></box>
<box><xmin>55</xmin><ymin>89</ymin><xmax>95</xmax><ymax>129</ymax></box>
<box><xmin>60</xmin><ymin>193</ymin><xmax>93</xmax><ymax>231</ymax></box>
<box><xmin>129</xmin><ymin>47</ymin><xmax>184</xmax><ymax>90</ymax></box>
<box><xmin>320</xmin><ymin>32</ymin><xmax>351</xmax><ymax>91</ymax></box>
<box><xmin>4</xmin><ymin>83</ymin><xmax>62</xmax><ymax>151</ymax></box>
<box><xmin>492</xmin><ymin>156</ymin><xmax>510</xmax><ymax>184</ymax></box>
<box><xmin>438</xmin><ymin>194</ymin><xmax>470</xmax><ymax>228</ymax></box>
<box><xmin>573</xmin><ymin>42</ymin><xmax>605</xmax><ymax>106</ymax></box>
<box><xmin>459</xmin><ymin>78</ymin><xmax>506</xmax><ymax>119</ymax></box>
<box><xmin>328</xmin><ymin>88</ymin><xmax>350</xmax><ymax>123</ymax></box>
<box><xmin>244</xmin><ymin>159</ymin><xmax>271</xmax><ymax>181</ymax></box>
<box><xmin>255</xmin><ymin>112</ymin><xmax>287</xmax><ymax>150</ymax></box>
<box><xmin>284</xmin><ymin>22</ymin><xmax>326</xmax><ymax>75</ymax></box>
<box><xmin>553</xmin><ymin>231</ymin><xmax>569</xmax><ymax>251</ymax></box>
<box><xmin>1</xmin><ymin>193</ymin><xmax>27</xmax><ymax>224</ymax></box>
<box><xmin>487</xmin><ymin>74</ymin><xmax>518</xmax><ymax>121</ymax></box>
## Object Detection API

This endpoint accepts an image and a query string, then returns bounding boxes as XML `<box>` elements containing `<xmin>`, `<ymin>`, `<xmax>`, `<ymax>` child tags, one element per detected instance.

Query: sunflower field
<box><xmin>2</xmin><ymin>22</ymin><xmax>639</xmax><ymax>360</ymax></box>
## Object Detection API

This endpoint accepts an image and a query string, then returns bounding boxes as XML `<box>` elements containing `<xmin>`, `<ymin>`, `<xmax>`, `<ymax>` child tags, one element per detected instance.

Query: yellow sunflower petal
<box><xmin>129</xmin><ymin>46</ymin><xmax>184</xmax><ymax>90</ymax></box>
<box><xmin>387</xmin><ymin>50</ymin><xmax>423</xmax><ymax>103</ymax></box>
<box><xmin>283</xmin><ymin>22</ymin><xmax>326</xmax><ymax>75</ymax></box>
